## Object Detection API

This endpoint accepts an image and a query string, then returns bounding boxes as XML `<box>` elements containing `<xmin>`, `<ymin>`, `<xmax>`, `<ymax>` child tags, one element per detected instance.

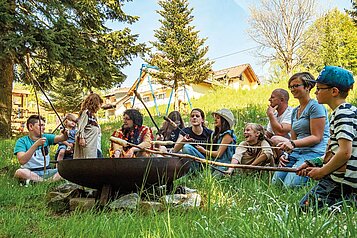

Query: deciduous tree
<box><xmin>248</xmin><ymin>0</ymin><xmax>316</xmax><ymax>76</ymax></box>
<box><xmin>346</xmin><ymin>0</ymin><xmax>357</xmax><ymax>24</ymax></box>
<box><xmin>299</xmin><ymin>9</ymin><xmax>357</xmax><ymax>75</ymax></box>
<box><xmin>0</xmin><ymin>0</ymin><xmax>146</xmax><ymax>138</ymax></box>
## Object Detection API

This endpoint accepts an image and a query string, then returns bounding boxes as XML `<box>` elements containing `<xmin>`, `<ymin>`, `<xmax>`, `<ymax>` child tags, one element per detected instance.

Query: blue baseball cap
<box><xmin>316</xmin><ymin>66</ymin><xmax>354</xmax><ymax>91</ymax></box>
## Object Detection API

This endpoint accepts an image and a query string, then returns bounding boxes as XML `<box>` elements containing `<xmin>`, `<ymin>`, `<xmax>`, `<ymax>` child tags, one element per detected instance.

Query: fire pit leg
<box><xmin>99</xmin><ymin>184</ymin><xmax>112</xmax><ymax>206</ymax></box>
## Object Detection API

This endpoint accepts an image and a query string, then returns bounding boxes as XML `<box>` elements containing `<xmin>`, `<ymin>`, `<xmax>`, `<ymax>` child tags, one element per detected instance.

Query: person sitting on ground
<box><xmin>266</xmin><ymin>88</ymin><xmax>293</xmax><ymax>145</ymax></box>
<box><xmin>110</xmin><ymin>109</ymin><xmax>153</xmax><ymax>158</ymax></box>
<box><xmin>74</xmin><ymin>92</ymin><xmax>103</xmax><ymax>159</ymax></box>
<box><xmin>296</xmin><ymin>66</ymin><xmax>357</xmax><ymax>211</ymax></box>
<box><xmin>156</xmin><ymin>110</ymin><xmax>185</xmax><ymax>153</ymax></box>
<box><xmin>172</xmin><ymin>108</ymin><xmax>213</xmax><ymax>171</ymax></box>
<box><xmin>225</xmin><ymin>123</ymin><xmax>274</xmax><ymax>175</ymax></box>
<box><xmin>14</xmin><ymin>115</ymin><xmax>68</xmax><ymax>183</ymax></box>
<box><xmin>195</xmin><ymin>109</ymin><xmax>237</xmax><ymax>173</ymax></box>
<box><xmin>55</xmin><ymin>113</ymin><xmax>77</xmax><ymax>161</ymax></box>
<box><xmin>272</xmin><ymin>72</ymin><xmax>330</xmax><ymax>188</ymax></box>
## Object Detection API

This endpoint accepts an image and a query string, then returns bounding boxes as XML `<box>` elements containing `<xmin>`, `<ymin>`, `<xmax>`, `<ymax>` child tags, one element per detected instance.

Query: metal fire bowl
<box><xmin>58</xmin><ymin>157</ymin><xmax>191</xmax><ymax>192</ymax></box>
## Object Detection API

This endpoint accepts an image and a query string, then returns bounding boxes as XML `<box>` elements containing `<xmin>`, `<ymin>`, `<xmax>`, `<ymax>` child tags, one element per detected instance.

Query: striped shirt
<box><xmin>329</xmin><ymin>103</ymin><xmax>357</xmax><ymax>188</ymax></box>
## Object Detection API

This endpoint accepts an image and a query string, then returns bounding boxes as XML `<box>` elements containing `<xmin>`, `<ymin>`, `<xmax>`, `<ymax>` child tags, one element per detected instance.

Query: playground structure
<box><xmin>103</xmin><ymin>64</ymin><xmax>193</xmax><ymax>118</ymax></box>
<box><xmin>11</xmin><ymin>88</ymin><xmax>57</xmax><ymax>134</ymax></box>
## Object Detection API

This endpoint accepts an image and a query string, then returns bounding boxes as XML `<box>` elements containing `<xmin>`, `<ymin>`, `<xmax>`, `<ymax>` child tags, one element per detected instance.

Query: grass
<box><xmin>1</xmin><ymin>82</ymin><xmax>357</xmax><ymax>237</ymax></box>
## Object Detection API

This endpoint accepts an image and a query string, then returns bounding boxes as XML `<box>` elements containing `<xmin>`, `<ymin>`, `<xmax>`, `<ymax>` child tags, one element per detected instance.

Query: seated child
<box><xmin>56</xmin><ymin>114</ymin><xmax>77</xmax><ymax>161</ymax></box>
<box><xmin>226</xmin><ymin>123</ymin><xmax>274</xmax><ymax>174</ymax></box>
<box><xmin>296</xmin><ymin>66</ymin><xmax>357</xmax><ymax>211</ymax></box>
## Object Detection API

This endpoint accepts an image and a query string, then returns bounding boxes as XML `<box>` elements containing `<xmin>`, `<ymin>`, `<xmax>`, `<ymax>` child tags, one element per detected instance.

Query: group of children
<box><xmin>13</xmin><ymin>92</ymin><xmax>103</xmax><ymax>183</ymax></box>
<box><xmin>13</xmin><ymin>66</ymin><xmax>357</xmax><ymax>211</ymax></box>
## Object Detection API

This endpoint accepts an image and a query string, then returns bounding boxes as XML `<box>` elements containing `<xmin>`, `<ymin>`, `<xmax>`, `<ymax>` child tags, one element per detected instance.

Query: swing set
<box><xmin>131</xmin><ymin>64</ymin><xmax>193</xmax><ymax>116</ymax></box>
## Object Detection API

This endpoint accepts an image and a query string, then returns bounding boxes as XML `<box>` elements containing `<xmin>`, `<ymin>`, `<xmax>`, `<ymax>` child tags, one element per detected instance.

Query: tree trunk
<box><xmin>0</xmin><ymin>57</ymin><xmax>14</xmax><ymax>138</ymax></box>
<box><xmin>173</xmin><ymin>80</ymin><xmax>179</xmax><ymax>111</ymax></box>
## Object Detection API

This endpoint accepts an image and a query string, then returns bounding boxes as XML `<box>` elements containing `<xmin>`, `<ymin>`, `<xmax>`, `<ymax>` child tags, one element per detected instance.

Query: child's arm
<box><xmin>225</xmin><ymin>143</ymin><xmax>246</xmax><ymax>174</ymax></box>
<box><xmin>196</xmin><ymin>134</ymin><xmax>233</xmax><ymax>158</ymax></box>
<box><xmin>54</xmin><ymin>129</ymin><xmax>68</xmax><ymax>144</ymax></box>
<box><xmin>251</xmin><ymin>140</ymin><xmax>273</xmax><ymax>166</ymax></box>
<box><xmin>308</xmin><ymin>139</ymin><xmax>351</xmax><ymax>180</ymax></box>
<box><xmin>17</xmin><ymin>138</ymin><xmax>47</xmax><ymax>165</ymax></box>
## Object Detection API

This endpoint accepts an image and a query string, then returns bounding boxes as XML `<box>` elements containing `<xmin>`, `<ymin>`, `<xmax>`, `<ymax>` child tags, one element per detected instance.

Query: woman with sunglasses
<box><xmin>110</xmin><ymin>109</ymin><xmax>153</xmax><ymax>158</ymax></box>
<box><xmin>172</xmin><ymin>108</ymin><xmax>213</xmax><ymax>171</ymax></box>
<box><xmin>272</xmin><ymin>72</ymin><xmax>330</xmax><ymax>187</ymax></box>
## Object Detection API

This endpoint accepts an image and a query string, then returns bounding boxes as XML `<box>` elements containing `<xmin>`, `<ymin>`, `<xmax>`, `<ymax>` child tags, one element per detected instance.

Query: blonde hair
<box><xmin>65</xmin><ymin>113</ymin><xmax>77</xmax><ymax>122</ymax></box>
<box><xmin>245</xmin><ymin>123</ymin><xmax>265</xmax><ymax>141</ymax></box>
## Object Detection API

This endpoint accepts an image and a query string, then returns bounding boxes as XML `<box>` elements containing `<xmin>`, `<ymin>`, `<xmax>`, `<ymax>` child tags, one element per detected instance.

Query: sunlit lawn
<box><xmin>1</xmin><ymin>83</ymin><xmax>356</xmax><ymax>237</ymax></box>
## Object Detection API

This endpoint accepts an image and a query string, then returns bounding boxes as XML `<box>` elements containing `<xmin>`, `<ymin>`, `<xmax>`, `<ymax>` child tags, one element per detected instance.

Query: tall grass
<box><xmin>1</xmin><ymin>83</ymin><xmax>357</xmax><ymax>237</ymax></box>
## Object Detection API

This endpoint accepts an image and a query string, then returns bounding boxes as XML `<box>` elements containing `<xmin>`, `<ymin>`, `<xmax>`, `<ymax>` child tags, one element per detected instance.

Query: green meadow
<box><xmin>1</xmin><ymin>82</ymin><xmax>356</xmax><ymax>238</ymax></box>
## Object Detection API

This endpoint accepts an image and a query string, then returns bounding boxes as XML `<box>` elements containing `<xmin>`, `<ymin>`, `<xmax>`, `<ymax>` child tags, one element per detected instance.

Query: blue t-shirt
<box><xmin>291</xmin><ymin>99</ymin><xmax>329</xmax><ymax>154</ymax></box>
<box><xmin>14</xmin><ymin>134</ymin><xmax>56</xmax><ymax>170</ymax></box>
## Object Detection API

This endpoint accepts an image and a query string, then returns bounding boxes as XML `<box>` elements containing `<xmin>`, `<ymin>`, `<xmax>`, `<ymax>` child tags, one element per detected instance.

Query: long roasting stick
<box><xmin>151</xmin><ymin>140</ymin><xmax>281</xmax><ymax>149</ymax></box>
<box><xmin>110</xmin><ymin>137</ymin><xmax>297</xmax><ymax>173</ymax></box>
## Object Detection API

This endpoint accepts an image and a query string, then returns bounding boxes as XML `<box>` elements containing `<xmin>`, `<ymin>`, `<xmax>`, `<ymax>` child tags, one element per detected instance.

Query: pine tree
<box><xmin>42</xmin><ymin>77</ymin><xmax>84</xmax><ymax>114</ymax></box>
<box><xmin>148</xmin><ymin>0</ymin><xmax>212</xmax><ymax>110</ymax></box>
<box><xmin>0</xmin><ymin>0</ymin><xmax>147</xmax><ymax>138</ymax></box>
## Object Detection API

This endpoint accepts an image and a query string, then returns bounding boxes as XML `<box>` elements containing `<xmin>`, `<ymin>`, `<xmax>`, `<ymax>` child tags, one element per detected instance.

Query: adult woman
<box><xmin>195</xmin><ymin>109</ymin><xmax>237</xmax><ymax>172</ymax></box>
<box><xmin>110</xmin><ymin>109</ymin><xmax>153</xmax><ymax>158</ymax></box>
<box><xmin>172</xmin><ymin>108</ymin><xmax>213</xmax><ymax>171</ymax></box>
<box><xmin>272</xmin><ymin>72</ymin><xmax>330</xmax><ymax>187</ymax></box>
<box><xmin>74</xmin><ymin>93</ymin><xmax>103</xmax><ymax>159</ymax></box>
<box><xmin>157</xmin><ymin>111</ymin><xmax>185</xmax><ymax>152</ymax></box>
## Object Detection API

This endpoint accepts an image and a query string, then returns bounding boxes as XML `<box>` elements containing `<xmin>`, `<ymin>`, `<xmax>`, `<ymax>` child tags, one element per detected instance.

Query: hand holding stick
<box><xmin>113</xmin><ymin>137</ymin><xmax>297</xmax><ymax>173</ymax></box>
<box><xmin>163</xmin><ymin>116</ymin><xmax>187</xmax><ymax>136</ymax></box>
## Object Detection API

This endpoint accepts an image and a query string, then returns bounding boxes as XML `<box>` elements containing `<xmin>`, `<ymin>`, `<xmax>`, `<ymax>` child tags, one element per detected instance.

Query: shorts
<box><xmin>32</xmin><ymin>168</ymin><xmax>58</xmax><ymax>179</ymax></box>
<box><xmin>57</xmin><ymin>144</ymin><xmax>67</xmax><ymax>151</ymax></box>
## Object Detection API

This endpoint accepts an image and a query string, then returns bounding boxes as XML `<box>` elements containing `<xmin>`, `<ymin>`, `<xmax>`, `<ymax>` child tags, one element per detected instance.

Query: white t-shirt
<box><xmin>266</xmin><ymin>106</ymin><xmax>293</xmax><ymax>137</ymax></box>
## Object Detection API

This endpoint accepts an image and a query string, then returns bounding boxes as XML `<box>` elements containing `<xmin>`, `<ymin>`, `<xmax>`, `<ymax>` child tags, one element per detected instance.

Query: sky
<box><xmin>109</xmin><ymin>0</ymin><xmax>353</xmax><ymax>87</ymax></box>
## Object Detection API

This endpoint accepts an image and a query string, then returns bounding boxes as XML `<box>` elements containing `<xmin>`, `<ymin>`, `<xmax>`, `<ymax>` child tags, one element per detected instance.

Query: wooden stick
<box><xmin>133</xmin><ymin>90</ymin><xmax>160</xmax><ymax>133</ymax></box>
<box><xmin>163</xmin><ymin>116</ymin><xmax>187</xmax><ymax>135</ymax></box>
<box><xmin>109</xmin><ymin>137</ymin><xmax>297</xmax><ymax>173</ymax></box>
<box><xmin>151</xmin><ymin>140</ymin><xmax>281</xmax><ymax>149</ymax></box>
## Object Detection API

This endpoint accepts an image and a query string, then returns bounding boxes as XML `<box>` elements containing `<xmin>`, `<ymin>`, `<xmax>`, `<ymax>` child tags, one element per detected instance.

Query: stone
<box><xmin>69</xmin><ymin>198</ymin><xmax>96</xmax><ymax>211</ymax></box>
<box><xmin>139</xmin><ymin>201</ymin><xmax>164</xmax><ymax>212</ymax></box>
<box><xmin>108</xmin><ymin>193</ymin><xmax>140</xmax><ymax>210</ymax></box>
<box><xmin>161</xmin><ymin>193</ymin><xmax>201</xmax><ymax>208</ymax></box>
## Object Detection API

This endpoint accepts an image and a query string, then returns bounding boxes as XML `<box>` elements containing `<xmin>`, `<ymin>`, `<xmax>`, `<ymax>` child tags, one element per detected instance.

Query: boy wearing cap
<box><xmin>297</xmin><ymin>66</ymin><xmax>357</xmax><ymax>210</ymax></box>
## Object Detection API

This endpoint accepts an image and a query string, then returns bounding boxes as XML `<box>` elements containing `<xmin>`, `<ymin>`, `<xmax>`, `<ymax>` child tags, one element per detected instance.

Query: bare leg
<box><xmin>14</xmin><ymin>169</ymin><xmax>43</xmax><ymax>182</ymax></box>
<box><xmin>57</xmin><ymin>149</ymin><xmax>66</xmax><ymax>161</ymax></box>
<box><xmin>49</xmin><ymin>172</ymin><xmax>62</xmax><ymax>182</ymax></box>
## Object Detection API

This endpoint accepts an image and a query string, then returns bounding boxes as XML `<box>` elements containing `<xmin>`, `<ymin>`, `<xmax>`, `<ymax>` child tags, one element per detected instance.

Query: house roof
<box><xmin>213</xmin><ymin>64</ymin><xmax>260</xmax><ymax>84</ymax></box>
<box><xmin>12</xmin><ymin>89</ymin><xmax>31</xmax><ymax>95</ymax></box>
<box><xmin>104</xmin><ymin>87</ymin><xmax>130</xmax><ymax>97</ymax></box>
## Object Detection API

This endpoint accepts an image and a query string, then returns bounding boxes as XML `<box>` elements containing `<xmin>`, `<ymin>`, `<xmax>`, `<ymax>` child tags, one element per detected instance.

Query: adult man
<box><xmin>14</xmin><ymin>115</ymin><xmax>68</xmax><ymax>183</ymax></box>
<box><xmin>266</xmin><ymin>88</ymin><xmax>293</xmax><ymax>144</ymax></box>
